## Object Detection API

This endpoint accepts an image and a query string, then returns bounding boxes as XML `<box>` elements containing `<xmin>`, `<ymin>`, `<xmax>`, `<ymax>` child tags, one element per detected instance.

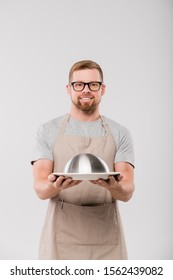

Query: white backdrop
<box><xmin>0</xmin><ymin>0</ymin><xmax>172</xmax><ymax>259</ymax></box>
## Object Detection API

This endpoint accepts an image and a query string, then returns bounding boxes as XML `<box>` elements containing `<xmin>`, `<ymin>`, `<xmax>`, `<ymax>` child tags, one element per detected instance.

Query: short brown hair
<box><xmin>68</xmin><ymin>60</ymin><xmax>103</xmax><ymax>82</ymax></box>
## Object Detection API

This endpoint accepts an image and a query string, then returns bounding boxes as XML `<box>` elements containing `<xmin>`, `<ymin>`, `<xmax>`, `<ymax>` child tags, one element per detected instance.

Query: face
<box><xmin>66</xmin><ymin>69</ymin><xmax>105</xmax><ymax>114</ymax></box>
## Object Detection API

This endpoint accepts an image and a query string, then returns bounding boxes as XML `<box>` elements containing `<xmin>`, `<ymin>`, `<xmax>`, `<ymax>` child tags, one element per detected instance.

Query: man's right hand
<box><xmin>33</xmin><ymin>159</ymin><xmax>81</xmax><ymax>200</ymax></box>
<box><xmin>48</xmin><ymin>174</ymin><xmax>81</xmax><ymax>190</ymax></box>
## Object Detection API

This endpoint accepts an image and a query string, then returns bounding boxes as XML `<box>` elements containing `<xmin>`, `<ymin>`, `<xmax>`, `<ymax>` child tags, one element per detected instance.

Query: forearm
<box><xmin>34</xmin><ymin>179</ymin><xmax>60</xmax><ymax>200</ymax></box>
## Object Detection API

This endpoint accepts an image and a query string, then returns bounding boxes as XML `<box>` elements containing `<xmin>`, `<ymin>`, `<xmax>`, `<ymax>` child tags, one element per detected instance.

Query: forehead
<box><xmin>72</xmin><ymin>69</ymin><xmax>101</xmax><ymax>82</ymax></box>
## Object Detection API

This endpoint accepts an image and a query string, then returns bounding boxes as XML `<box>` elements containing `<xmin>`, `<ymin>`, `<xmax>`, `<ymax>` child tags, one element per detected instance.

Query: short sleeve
<box><xmin>115</xmin><ymin>127</ymin><xmax>135</xmax><ymax>167</ymax></box>
<box><xmin>31</xmin><ymin>125</ymin><xmax>53</xmax><ymax>165</ymax></box>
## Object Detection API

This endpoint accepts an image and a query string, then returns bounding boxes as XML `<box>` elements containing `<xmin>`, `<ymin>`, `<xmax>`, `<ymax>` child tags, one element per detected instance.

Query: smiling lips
<box><xmin>79</xmin><ymin>97</ymin><xmax>93</xmax><ymax>101</ymax></box>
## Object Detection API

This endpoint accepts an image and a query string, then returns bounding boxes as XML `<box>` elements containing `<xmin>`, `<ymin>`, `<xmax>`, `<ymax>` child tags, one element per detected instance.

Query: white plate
<box><xmin>52</xmin><ymin>172</ymin><xmax>121</xmax><ymax>181</ymax></box>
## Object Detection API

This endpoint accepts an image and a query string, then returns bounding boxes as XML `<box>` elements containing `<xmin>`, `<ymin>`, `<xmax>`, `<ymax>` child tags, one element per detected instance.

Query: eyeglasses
<box><xmin>70</xmin><ymin>81</ymin><xmax>102</xmax><ymax>92</ymax></box>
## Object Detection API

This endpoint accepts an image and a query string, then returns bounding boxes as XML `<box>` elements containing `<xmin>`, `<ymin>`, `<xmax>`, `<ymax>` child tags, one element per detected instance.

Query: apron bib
<box><xmin>39</xmin><ymin>114</ymin><xmax>127</xmax><ymax>259</ymax></box>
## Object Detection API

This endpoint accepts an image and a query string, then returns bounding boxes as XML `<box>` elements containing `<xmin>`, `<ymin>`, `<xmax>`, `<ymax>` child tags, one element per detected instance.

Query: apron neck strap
<box><xmin>59</xmin><ymin>114</ymin><xmax>70</xmax><ymax>134</ymax></box>
<box><xmin>100</xmin><ymin>115</ymin><xmax>112</xmax><ymax>135</ymax></box>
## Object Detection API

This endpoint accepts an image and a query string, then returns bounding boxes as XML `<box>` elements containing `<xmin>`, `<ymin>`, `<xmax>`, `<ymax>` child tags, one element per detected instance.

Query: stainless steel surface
<box><xmin>64</xmin><ymin>153</ymin><xmax>110</xmax><ymax>174</ymax></box>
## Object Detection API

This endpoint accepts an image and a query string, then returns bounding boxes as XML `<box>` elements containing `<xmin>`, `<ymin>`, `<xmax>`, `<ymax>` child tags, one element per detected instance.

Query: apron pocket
<box><xmin>56</xmin><ymin>202</ymin><xmax>119</xmax><ymax>246</ymax></box>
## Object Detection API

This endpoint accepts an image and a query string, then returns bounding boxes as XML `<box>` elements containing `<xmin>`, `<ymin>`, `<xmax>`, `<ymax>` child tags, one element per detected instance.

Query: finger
<box><xmin>60</xmin><ymin>177</ymin><xmax>73</xmax><ymax>188</ymax></box>
<box><xmin>73</xmin><ymin>180</ymin><xmax>82</xmax><ymax>186</ymax></box>
<box><xmin>53</xmin><ymin>176</ymin><xmax>66</xmax><ymax>188</ymax></box>
<box><xmin>89</xmin><ymin>180</ymin><xmax>98</xmax><ymax>184</ymax></box>
<box><xmin>90</xmin><ymin>179</ymin><xmax>108</xmax><ymax>185</ymax></box>
<box><xmin>67</xmin><ymin>180</ymin><xmax>81</xmax><ymax>188</ymax></box>
<box><xmin>115</xmin><ymin>174</ymin><xmax>123</xmax><ymax>181</ymax></box>
<box><xmin>97</xmin><ymin>179</ymin><xmax>108</xmax><ymax>186</ymax></box>
<box><xmin>48</xmin><ymin>173</ymin><xmax>57</xmax><ymax>182</ymax></box>
<box><xmin>108</xmin><ymin>176</ymin><xmax>116</xmax><ymax>184</ymax></box>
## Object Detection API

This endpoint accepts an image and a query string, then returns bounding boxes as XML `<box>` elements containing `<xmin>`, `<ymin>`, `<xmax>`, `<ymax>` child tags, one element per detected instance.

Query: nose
<box><xmin>82</xmin><ymin>83</ymin><xmax>90</xmax><ymax>93</ymax></box>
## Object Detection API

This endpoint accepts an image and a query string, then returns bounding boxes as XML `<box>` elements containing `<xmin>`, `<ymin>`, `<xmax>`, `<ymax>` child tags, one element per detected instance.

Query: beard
<box><xmin>72</xmin><ymin>96</ymin><xmax>100</xmax><ymax>114</ymax></box>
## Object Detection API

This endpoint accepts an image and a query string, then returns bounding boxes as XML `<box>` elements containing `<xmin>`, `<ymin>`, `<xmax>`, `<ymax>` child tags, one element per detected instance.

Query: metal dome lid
<box><xmin>63</xmin><ymin>153</ymin><xmax>110</xmax><ymax>174</ymax></box>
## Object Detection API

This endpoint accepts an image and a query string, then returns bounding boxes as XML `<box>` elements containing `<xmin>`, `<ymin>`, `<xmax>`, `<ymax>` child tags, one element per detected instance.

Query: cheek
<box><xmin>71</xmin><ymin>92</ymin><xmax>78</xmax><ymax>98</ymax></box>
<box><xmin>71</xmin><ymin>93</ymin><xmax>79</xmax><ymax>102</ymax></box>
<box><xmin>95</xmin><ymin>92</ymin><xmax>102</xmax><ymax>99</ymax></box>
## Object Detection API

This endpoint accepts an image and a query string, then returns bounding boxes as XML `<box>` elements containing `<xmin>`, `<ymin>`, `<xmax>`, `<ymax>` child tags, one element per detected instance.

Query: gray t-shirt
<box><xmin>32</xmin><ymin>114</ymin><xmax>134</xmax><ymax>167</ymax></box>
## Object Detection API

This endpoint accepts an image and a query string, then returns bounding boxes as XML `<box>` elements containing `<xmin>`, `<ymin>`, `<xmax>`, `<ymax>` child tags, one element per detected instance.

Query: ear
<box><xmin>101</xmin><ymin>83</ymin><xmax>106</xmax><ymax>96</ymax></box>
<box><xmin>66</xmin><ymin>84</ymin><xmax>71</xmax><ymax>95</ymax></box>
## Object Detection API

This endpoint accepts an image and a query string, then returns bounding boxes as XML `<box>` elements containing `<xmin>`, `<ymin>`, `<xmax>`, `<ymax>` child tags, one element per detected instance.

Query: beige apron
<box><xmin>39</xmin><ymin>114</ymin><xmax>127</xmax><ymax>259</ymax></box>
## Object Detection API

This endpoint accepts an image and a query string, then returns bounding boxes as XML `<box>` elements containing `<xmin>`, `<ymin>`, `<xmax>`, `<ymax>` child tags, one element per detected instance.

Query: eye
<box><xmin>75</xmin><ymin>82</ymin><xmax>83</xmax><ymax>87</ymax></box>
<box><xmin>91</xmin><ymin>82</ymin><xmax>97</xmax><ymax>86</ymax></box>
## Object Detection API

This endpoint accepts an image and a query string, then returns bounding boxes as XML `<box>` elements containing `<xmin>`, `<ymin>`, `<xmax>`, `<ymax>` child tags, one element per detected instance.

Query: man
<box><xmin>32</xmin><ymin>60</ymin><xmax>135</xmax><ymax>260</ymax></box>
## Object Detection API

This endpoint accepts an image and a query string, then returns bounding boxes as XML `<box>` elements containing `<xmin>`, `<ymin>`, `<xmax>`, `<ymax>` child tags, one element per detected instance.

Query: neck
<box><xmin>69</xmin><ymin>106</ymin><xmax>100</xmax><ymax>122</ymax></box>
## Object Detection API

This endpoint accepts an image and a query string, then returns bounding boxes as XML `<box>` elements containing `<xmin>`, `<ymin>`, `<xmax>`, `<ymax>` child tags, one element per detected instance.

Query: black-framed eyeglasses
<box><xmin>70</xmin><ymin>81</ymin><xmax>102</xmax><ymax>92</ymax></box>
